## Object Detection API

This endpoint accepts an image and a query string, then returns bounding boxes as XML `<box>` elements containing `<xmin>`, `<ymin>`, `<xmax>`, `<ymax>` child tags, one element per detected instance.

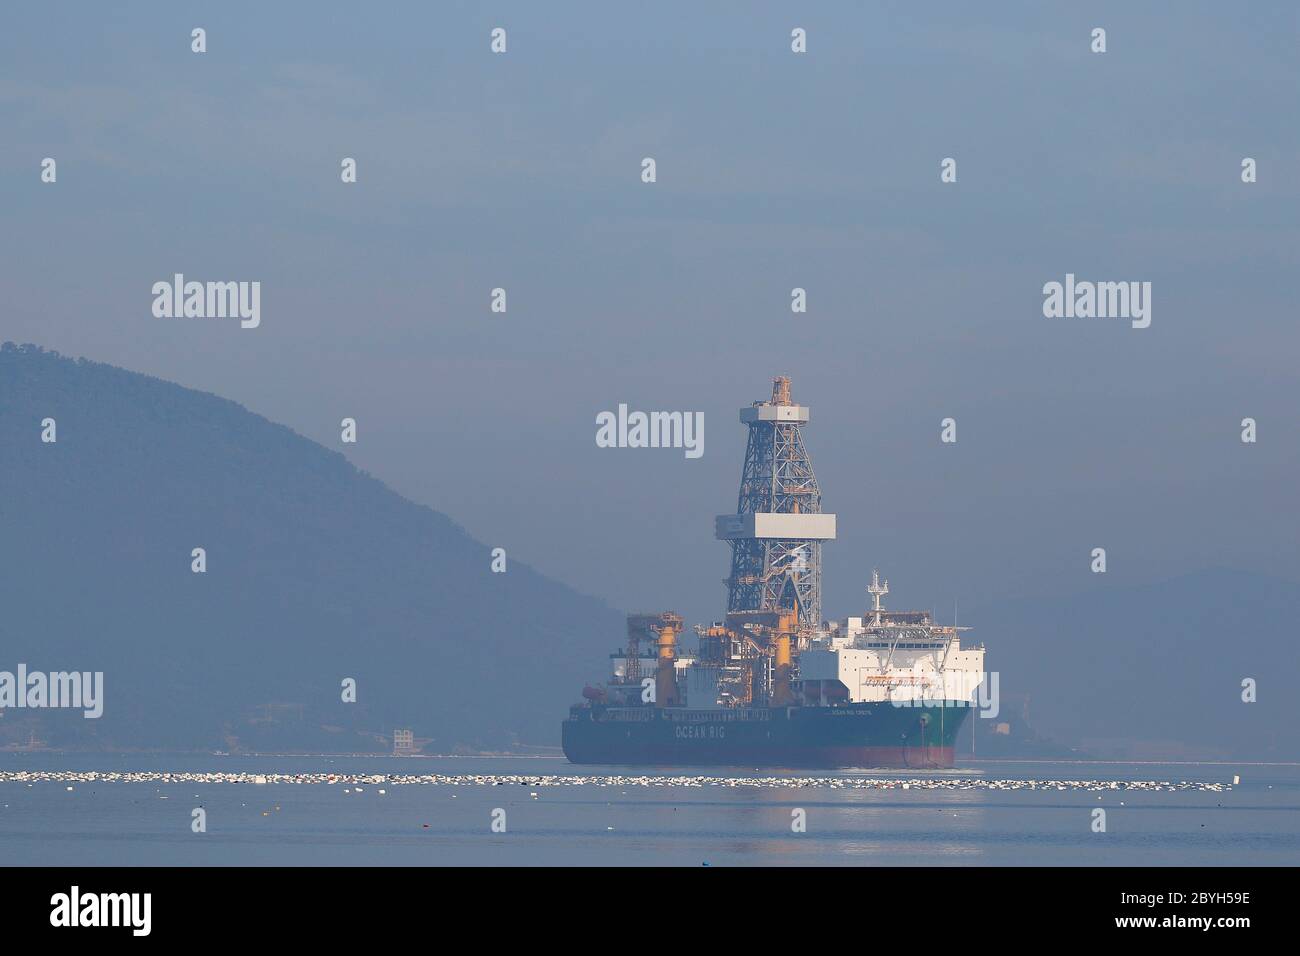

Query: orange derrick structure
<box><xmin>615</xmin><ymin>612</ymin><xmax>685</xmax><ymax>707</ymax></box>
<box><xmin>654</xmin><ymin>617</ymin><xmax>683</xmax><ymax>706</ymax></box>
<box><xmin>724</xmin><ymin>609</ymin><xmax>798</xmax><ymax>706</ymax></box>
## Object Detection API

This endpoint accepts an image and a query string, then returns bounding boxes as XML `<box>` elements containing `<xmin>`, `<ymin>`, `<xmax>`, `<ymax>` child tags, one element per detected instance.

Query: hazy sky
<box><xmin>4</xmin><ymin>1</ymin><xmax>1299</xmax><ymax>627</ymax></box>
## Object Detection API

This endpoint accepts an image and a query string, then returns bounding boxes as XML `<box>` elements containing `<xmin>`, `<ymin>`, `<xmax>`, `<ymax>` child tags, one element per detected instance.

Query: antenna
<box><xmin>867</xmin><ymin>568</ymin><xmax>889</xmax><ymax>626</ymax></box>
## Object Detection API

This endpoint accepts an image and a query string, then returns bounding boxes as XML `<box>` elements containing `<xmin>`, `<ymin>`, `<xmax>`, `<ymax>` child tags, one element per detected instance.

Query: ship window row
<box><xmin>667</xmin><ymin>710</ymin><xmax>769</xmax><ymax>722</ymax></box>
<box><xmin>856</xmin><ymin>642</ymin><xmax>944</xmax><ymax>649</ymax></box>
<box><xmin>602</xmin><ymin>709</ymin><xmax>655</xmax><ymax>721</ymax></box>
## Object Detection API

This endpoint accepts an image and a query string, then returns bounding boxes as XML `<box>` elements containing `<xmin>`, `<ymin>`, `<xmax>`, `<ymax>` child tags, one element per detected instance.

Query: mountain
<box><xmin>0</xmin><ymin>343</ymin><xmax>623</xmax><ymax>752</ymax></box>
<box><xmin>971</xmin><ymin>567</ymin><xmax>1300</xmax><ymax>760</ymax></box>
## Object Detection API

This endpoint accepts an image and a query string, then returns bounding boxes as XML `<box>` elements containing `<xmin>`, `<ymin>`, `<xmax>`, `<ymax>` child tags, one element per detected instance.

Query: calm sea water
<box><xmin>2</xmin><ymin>754</ymin><xmax>1297</xmax><ymax>866</ymax></box>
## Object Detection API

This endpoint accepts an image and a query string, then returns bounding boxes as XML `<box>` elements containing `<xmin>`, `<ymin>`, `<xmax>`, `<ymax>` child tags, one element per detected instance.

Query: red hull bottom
<box><xmin>805</xmin><ymin>745</ymin><xmax>956</xmax><ymax>770</ymax></box>
<box><xmin>564</xmin><ymin>744</ymin><xmax>957</xmax><ymax>770</ymax></box>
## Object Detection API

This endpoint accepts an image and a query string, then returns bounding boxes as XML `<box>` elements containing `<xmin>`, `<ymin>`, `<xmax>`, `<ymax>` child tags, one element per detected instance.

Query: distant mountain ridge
<box><xmin>0</xmin><ymin>343</ymin><xmax>624</xmax><ymax>752</ymax></box>
<box><xmin>2</xmin><ymin>343</ymin><xmax>1296</xmax><ymax>760</ymax></box>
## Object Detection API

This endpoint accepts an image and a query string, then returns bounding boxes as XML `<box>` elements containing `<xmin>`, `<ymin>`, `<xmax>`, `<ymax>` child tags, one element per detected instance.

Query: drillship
<box><xmin>562</xmin><ymin>377</ymin><xmax>986</xmax><ymax>768</ymax></box>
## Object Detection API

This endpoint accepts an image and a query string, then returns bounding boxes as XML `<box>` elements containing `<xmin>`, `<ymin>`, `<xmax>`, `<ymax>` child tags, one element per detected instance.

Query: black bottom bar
<box><xmin>0</xmin><ymin>865</ymin><xmax>1283</xmax><ymax>942</ymax></box>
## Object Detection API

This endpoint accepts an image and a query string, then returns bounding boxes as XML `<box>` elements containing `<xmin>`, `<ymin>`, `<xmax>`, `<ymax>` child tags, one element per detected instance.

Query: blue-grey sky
<box><xmin>4</xmin><ymin>1</ymin><xmax>1298</xmax><ymax>626</ymax></box>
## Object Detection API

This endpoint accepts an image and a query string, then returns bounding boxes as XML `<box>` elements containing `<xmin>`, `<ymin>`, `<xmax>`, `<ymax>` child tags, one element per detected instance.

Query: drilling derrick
<box><xmin>715</xmin><ymin>377</ymin><xmax>836</xmax><ymax>634</ymax></box>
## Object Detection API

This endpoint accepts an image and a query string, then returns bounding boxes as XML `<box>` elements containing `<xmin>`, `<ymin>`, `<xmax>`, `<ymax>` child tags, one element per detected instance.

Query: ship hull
<box><xmin>562</xmin><ymin>701</ymin><xmax>972</xmax><ymax>769</ymax></box>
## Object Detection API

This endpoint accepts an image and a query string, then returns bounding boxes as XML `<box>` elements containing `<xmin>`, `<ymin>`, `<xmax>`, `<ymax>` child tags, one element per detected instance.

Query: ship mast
<box><xmin>867</xmin><ymin>568</ymin><xmax>889</xmax><ymax>626</ymax></box>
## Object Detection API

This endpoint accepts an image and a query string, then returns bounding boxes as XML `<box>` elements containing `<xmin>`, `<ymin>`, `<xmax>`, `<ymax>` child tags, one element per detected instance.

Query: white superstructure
<box><xmin>798</xmin><ymin>570</ymin><xmax>986</xmax><ymax>706</ymax></box>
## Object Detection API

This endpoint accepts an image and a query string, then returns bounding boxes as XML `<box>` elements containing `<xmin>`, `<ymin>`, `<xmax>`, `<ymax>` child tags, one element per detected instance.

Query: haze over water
<box><xmin>3</xmin><ymin>755</ymin><xmax>1294</xmax><ymax>866</ymax></box>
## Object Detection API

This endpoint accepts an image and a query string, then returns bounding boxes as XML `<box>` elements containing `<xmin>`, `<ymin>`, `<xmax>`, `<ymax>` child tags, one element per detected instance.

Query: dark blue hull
<box><xmin>562</xmin><ymin>701</ymin><xmax>972</xmax><ymax>769</ymax></box>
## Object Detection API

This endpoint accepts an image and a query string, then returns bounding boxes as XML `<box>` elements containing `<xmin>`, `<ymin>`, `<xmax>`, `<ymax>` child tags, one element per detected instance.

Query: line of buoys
<box><xmin>0</xmin><ymin>770</ymin><xmax>1230</xmax><ymax>792</ymax></box>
